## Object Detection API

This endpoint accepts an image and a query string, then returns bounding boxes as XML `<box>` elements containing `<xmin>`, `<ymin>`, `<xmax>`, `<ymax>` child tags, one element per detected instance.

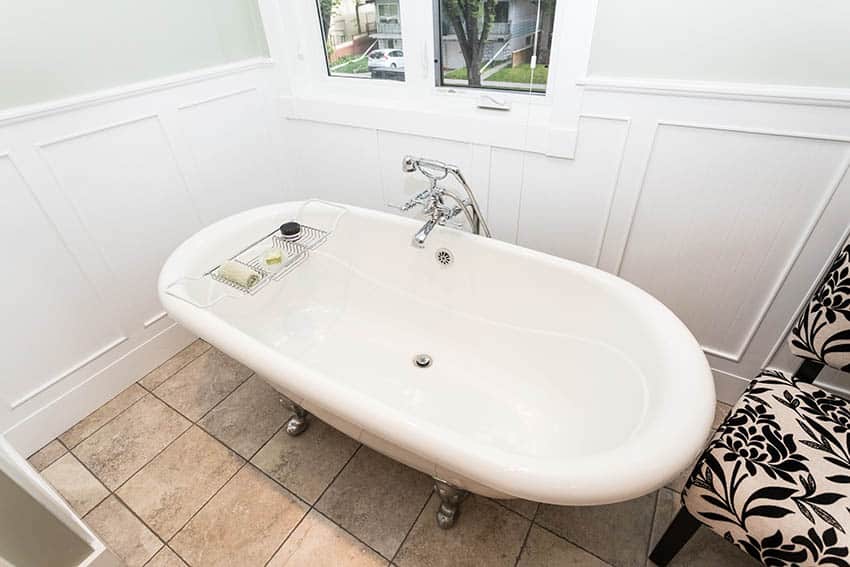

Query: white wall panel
<box><xmin>178</xmin><ymin>88</ymin><xmax>283</xmax><ymax>224</ymax></box>
<box><xmin>286</xmin><ymin>120</ymin><xmax>383</xmax><ymax>210</ymax></box>
<box><xmin>618</xmin><ymin>124</ymin><xmax>850</xmax><ymax>362</ymax></box>
<box><xmin>515</xmin><ymin>117</ymin><xmax>629</xmax><ymax>266</ymax></box>
<box><xmin>0</xmin><ymin>62</ymin><xmax>280</xmax><ymax>453</ymax></box>
<box><xmin>40</xmin><ymin>117</ymin><xmax>202</xmax><ymax>330</ymax></box>
<box><xmin>0</xmin><ymin>155</ymin><xmax>124</xmax><ymax>413</ymax></box>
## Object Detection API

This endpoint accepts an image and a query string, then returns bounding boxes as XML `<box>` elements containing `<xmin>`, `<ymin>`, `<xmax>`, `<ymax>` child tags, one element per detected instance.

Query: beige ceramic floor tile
<box><xmin>59</xmin><ymin>384</ymin><xmax>147</xmax><ymax>448</ymax></box>
<box><xmin>140</xmin><ymin>339</ymin><xmax>211</xmax><ymax>391</ymax></box>
<box><xmin>649</xmin><ymin>489</ymin><xmax>760</xmax><ymax>567</ymax></box>
<box><xmin>252</xmin><ymin>418</ymin><xmax>360</xmax><ymax>503</ymax></box>
<box><xmin>395</xmin><ymin>494</ymin><xmax>530</xmax><ymax>567</ymax></box>
<box><xmin>170</xmin><ymin>465</ymin><xmax>307</xmax><ymax>567</ymax></box>
<box><xmin>316</xmin><ymin>447</ymin><xmax>434</xmax><ymax>558</ymax></box>
<box><xmin>145</xmin><ymin>546</ymin><xmax>188</xmax><ymax>567</ymax></box>
<box><xmin>199</xmin><ymin>376</ymin><xmax>291</xmax><ymax>458</ymax></box>
<box><xmin>500</xmin><ymin>498</ymin><xmax>540</xmax><ymax>520</ymax></box>
<box><xmin>268</xmin><ymin>510</ymin><xmax>387</xmax><ymax>567</ymax></box>
<box><xmin>117</xmin><ymin>426</ymin><xmax>243</xmax><ymax>539</ymax></box>
<box><xmin>714</xmin><ymin>401</ymin><xmax>733</xmax><ymax>429</ymax></box>
<box><xmin>84</xmin><ymin>495</ymin><xmax>162</xmax><ymax>567</ymax></box>
<box><xmin>536</xmin><ymin>491</ymin><xmax>657</xmax><ymax>567</ymax></box>
<box><xmin>41</xmin><ymin>453</ymin><xmax>109</xmax><ymax>516</ymax></box>
<box><xmin>153</xmin><ymin>349</ymin><xmax>253</xmax><ymax>421</ymax></box>
<box><xmin>27</xmin><ymin>439</ymin><xmax>67</xmax><ymax>472</ymax></box>
<box><xmin>517</xmin><ymin>525</ymin><xmax>610</xmax><ymax>567</ymax></box>
<box><xmin>73</xmin><ymin>395</ymin><xmax>191</xmax><ymax>490</ymax></box>
<box><xmin>666</xmin><ymin>465</ymin><xmax>696</xmax><ymax>494</ymax></box>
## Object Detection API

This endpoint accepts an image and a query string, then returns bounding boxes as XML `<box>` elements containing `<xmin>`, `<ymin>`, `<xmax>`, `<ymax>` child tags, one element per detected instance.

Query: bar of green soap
<box><xmin>263</xmin><ymin>248</ymin><xmax>284</xmax><ymax>266</ymax></box>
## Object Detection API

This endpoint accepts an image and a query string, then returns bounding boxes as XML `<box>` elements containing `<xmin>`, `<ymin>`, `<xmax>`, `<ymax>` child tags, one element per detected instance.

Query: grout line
<box><xmin>137</xmin><ymin>339</ymin><xmax>212</xmax><ymax>394</ymax></box>
<box><xmin>513</xmin><ymin>503</ymin><xmax>539</xmax><ymax>567</ymax></box>
<box><xmin>531</xmin><ymin>520</ymin><xmax>616</xmax><ymax>566</ymax></box>
<box><xmin>110</xmin><ymin>423</ymin><xmax>196</xmax><ymax>494</ymax></box>
<box><xmin>142</xmin><ymin>545</ymin><xmax>179</xmax><ymax>567</ymax></box>
<box><xmin>62</xmin><ymin>341</ymin><xmax>211</xmax><ymax>450</ymax></box>
<box><xmin>192</xmin><ymin>372</ymin><xmax>256</xmax><ymax>424</ymax></box>
<box><xmin>263</xmin><ymin>442</ymin><xmax>365</xmax><ymax>566</ymax></box>
<box><xmin>76</xmin><ymin>378</ymin><xmax>297</xmax><ymax>565</ymax></box>
<box><xmin>62</xmin><ymin>387</ymin><xmax>150</xmax><ymax>450</ymax></box>
<box><xmin>314</xmin><ymin>507</ymin><xmax>392</xmax><ymax>563</ymax></box>
<box><xmin>165</xmin><ymin>460</ymin><xmax>248</xmax><ymax>559</ymax></box>
<box><xmin>644</xmin><ymin>489</ymin><xmax>669</xmax><ymax>567</ymax></box>
<box><xmin>125</xmin><ymin>394</ymin><xmax>278</xmax><ymax>548</ymax></box>
<box><xmin>389</xmin><ymin>485</ymin><xmax>434</xmax><ymax>564</ymax></box>
<box><xmin>112</xmin><ymin>491</ymin><xmax>171</xmax><ymax>550</ymax></box>
<box><xmin>491</xmin><ymin>498</ymin><xmax>539</xmax><ymax>521</ymax></box>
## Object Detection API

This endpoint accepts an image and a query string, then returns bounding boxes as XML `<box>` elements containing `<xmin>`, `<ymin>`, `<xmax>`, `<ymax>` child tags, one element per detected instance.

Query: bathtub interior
<box><xmin>180</xmin><ymin>202</ymin><xmax>708</xmax><ymax>464</ymax></box>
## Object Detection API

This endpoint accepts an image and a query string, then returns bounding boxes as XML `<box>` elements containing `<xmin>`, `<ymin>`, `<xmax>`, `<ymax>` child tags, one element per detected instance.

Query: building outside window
<box><xmin>316</xmin><ymin>0</ymin><xmax>556</xmax><ymax>90</ymax></box>
<box><xmin>437</xmin><ymin>0</ymin><xmax>557</xmax><ymax>93</ymax></box>
<box><xmin>317</xmin><ymin>0</ymin><xmax>405</xmax><ymax>81</ymax></box>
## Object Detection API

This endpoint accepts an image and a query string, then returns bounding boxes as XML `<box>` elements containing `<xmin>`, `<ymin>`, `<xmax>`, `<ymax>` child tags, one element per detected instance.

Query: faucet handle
<box><xmin>387</xmin><ymin>189</ymin><xmax>432</xmax><ymax>212</ymax></box>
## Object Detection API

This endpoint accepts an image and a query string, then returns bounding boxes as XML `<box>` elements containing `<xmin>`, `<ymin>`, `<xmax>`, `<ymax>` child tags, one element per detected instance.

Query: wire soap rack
<box><xmin>164</xmin><ymin>200</ymin><xmax>346</xmax><ymax>308</ymax></box>
<box><xmin>207</xmin><ymin>224</ymin><xmax>329</xmax><ymax>295</ymax></box>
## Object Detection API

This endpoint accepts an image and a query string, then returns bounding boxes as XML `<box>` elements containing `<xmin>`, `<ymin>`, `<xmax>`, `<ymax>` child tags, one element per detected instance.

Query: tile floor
<box><xmin>28</xmin><ymin>340</ymin><xmax>761</xmax><ymax>567</ymax></box>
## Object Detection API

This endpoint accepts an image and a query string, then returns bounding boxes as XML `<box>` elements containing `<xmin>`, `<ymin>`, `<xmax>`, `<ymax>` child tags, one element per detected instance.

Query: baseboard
<box><xmin>4</xmin><ymin>323</ymin><xmax>195</xmax><ymax>457</ymax></box>
<box><xmin>712</xmin><ymin>368</ymin><xmax>751</xmax><ymax>405</ymax></box>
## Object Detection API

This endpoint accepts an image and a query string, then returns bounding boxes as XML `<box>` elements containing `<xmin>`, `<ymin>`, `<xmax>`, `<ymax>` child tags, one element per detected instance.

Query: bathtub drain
<box><xmin>413</xmin><ymin>354</ymin><xmax>433</xmax><ymax>368</ymax></box>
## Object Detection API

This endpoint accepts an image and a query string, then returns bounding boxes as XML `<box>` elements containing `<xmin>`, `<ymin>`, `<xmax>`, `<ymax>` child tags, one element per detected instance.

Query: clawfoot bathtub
<box><xmin>159</xmin><ymin>200</ymin><xmax>715</xmax><ymax>527</ymax></box>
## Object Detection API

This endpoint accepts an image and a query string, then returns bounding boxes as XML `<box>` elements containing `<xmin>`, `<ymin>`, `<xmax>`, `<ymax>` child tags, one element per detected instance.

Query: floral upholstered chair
<box><xmin>650</xmin><ymin>236</ymin><xmax>850</xmax><ymax>567</ymax></box>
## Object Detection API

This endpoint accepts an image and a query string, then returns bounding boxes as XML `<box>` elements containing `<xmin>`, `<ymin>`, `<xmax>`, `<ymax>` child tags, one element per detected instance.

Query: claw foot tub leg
<box><xmin>284</xmin><ymin>403</ymin><xmax>310</xmax><ymax>436</ymax></box>
<box><xmin>434</xmin><ymin>479</ymin><xmax>469</xmax><ymax>529</ymax></box>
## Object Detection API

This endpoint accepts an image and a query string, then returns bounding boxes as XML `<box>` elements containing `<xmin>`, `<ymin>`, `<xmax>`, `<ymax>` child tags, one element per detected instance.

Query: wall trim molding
<box><xmin>282</xmin><ymin>96</ymin><xmax>580</xmax><ymax>159</ymax></box>
<box><xmin>9</xmin><ymin>336</ymin><xmax>127</xmax><ymax>409</ymax></box>
<box><xmin>0</xmin><ymin>58</ymin><xmax>274</xmax><ymax>127</ymax></box>
<box><xmin>4</xmin><ymin>324</ymin><xmax>194</xmax><ymax>456</ymax></box>
<box><xmin>578</xmin><ymin>76</ymin><xmax>850</xmax><ymax>108</ymax></box>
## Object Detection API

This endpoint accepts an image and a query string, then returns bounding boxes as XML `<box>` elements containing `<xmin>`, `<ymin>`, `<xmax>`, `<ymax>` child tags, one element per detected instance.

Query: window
<box><xmin>436</xmin><ymin>0</ymin><xmax>557</xmax><ymax>93</ymax></box>
<box><xmin>317</xmin><ymin>0</ymin><xmax>405</xmax><ymax>82</ymax></box>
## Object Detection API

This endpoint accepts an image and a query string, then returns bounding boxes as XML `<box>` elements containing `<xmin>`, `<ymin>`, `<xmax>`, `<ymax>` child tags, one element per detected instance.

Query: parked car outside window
<box><xmin>367</xmin><ymin>48</ymin><xmax>405</xmax><ymax>79</ymax></box>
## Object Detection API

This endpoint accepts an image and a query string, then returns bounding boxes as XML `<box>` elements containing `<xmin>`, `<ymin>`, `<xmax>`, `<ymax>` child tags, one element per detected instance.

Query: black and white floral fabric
<box><xmin>790</xmin><ymin>237</ymin><xmax>850</xmax><ymax>371</ymax></box>
<box><xmin>684</xmin><ymin>370</ymin><xmax>850</xmax><ymax>566</ymax></box>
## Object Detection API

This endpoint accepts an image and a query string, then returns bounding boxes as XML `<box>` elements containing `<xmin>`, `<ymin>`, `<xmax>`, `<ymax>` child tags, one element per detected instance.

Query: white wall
<box><xmin>0</xmin><ymin>0</ymin><xmax>268</xmax><ymax>110</ymax></box>
<box><xmin>275</xmin><ymin>0</ymin><xmax>850</xmax><ymax>404</ymax></box>
<box><xmin>0</xmin><ymin>60</ymin><xmax>286</xmax><ymax>455</ymax></box>
<box><xmin>589</xmin><ymin>0</ymin><xmax>850</xmax><ymax>88</ymax></box>
<box><xmin>4</xmin><ymin>0</ymin><xmax>850</xmax><ymax>457</ymax></box>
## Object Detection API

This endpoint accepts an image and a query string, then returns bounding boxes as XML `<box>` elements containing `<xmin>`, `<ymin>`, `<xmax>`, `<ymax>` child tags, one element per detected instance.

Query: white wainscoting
<box><xmin>281</xmin><ymin>81</ymin><xmax>850</xmax><ymax>405</ymax></box>
<box><xmin>0</xmin><ymin>59</ymin><xmax>286</xmax><ymax>455</ymax></box>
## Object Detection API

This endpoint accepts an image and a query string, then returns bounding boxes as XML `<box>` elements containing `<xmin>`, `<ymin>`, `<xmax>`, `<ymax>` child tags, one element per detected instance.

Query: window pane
<box><xmin>317</xmin><ymin>0</ymin><xmax>405</xmax><ymax>82</ymax></box>
<box><xmin>437</xmin><ymin>0</ymin><xmax>556</xmax><ymax>93</ymax></box>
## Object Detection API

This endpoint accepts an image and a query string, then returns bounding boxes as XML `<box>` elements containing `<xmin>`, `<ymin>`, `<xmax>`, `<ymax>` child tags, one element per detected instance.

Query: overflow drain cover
<box><xmin>413</xmin><ymin>354</ymin><xmax>433</xmax><ymax>368</ymax></box>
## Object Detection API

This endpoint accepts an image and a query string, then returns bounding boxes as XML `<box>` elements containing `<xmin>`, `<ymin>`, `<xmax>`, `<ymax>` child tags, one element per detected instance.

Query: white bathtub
<box><xmin>159</xmin><ymin>200</ymin><xmax>715</xmax><ymax>506</ymax></box>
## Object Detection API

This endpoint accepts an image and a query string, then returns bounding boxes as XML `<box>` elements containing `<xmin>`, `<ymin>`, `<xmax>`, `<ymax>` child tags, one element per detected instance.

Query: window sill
<box><xmin>279</xmin><ymin>90</ymin><xmax>577</xmax><ymax>159</ymax></box>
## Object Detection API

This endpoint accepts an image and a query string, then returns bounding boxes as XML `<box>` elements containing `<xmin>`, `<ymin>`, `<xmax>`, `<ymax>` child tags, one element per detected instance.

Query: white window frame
<box><xmin>261</xmin><ymin>0</ymin><xmax>599</xmax><ymax>159</ymax></box>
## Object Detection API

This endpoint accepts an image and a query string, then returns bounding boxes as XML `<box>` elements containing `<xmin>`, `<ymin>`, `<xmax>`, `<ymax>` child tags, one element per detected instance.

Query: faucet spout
<box><xmin>412</xmin><ymin>217</ymin><xmax>439</xmax><ymax>248</ymax></box>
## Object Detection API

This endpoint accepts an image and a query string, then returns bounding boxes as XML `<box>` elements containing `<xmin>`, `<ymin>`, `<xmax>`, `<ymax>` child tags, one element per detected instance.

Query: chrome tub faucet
<box><xmin>391</xmin><ymin>156</ymin><xmax>491</xmax><ymax>248</ymax></box>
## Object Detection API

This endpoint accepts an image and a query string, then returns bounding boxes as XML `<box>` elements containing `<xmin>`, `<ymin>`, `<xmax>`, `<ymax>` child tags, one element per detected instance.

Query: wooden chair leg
<box><xmin>793</xmin><ymin>359</ymin><xmax>824</xmax><ymax>383</ymax></box>
<box><xmin>649</xmin><ymin>507</ymin><xmax>702</xmax><ymax>566</ymax></box>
